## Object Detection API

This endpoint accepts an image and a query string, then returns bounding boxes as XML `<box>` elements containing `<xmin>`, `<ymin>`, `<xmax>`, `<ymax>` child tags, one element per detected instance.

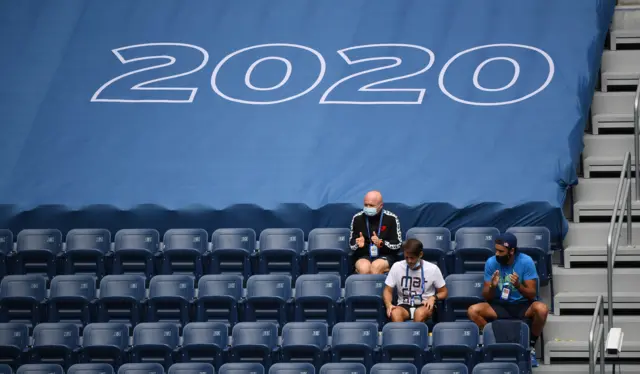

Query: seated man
<box><xmin>348</xmin><ymin>190</ymin><xmax>402</xmax><ymax>274</ymax></box>
<box><xmin>383</xmin><ymin>238</ymin><xmax>448</xmax><ymax>323</ymax></box>
<box><xmin>467</xmin><ymin>232</ymin><xmax>549</xmax><ymax>367</ymax></box>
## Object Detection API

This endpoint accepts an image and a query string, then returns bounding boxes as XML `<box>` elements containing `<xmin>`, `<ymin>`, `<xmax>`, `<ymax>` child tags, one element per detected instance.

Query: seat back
<box><xmin>231</xmin><ymin>322</ymin><xmax>278</xmax><ymax>349</ymax></box>
<box><xmin>443</xmin><ymin>274</ymin><xmax>484</xmax><ymax>322</ymax></box>
<box><xmin>149</xmin><ymin>275</ymin><xmax>195</xmax><ymax>301</ymax></box>
<box><xmin>0</xmin><ymin>229</ymin><xmax>13</xmax><ymax>256</ymax></box>
<box><xmin>344</xmin><ymin>275</ymin><xmax>386</xmax><ymax>324</ymax></box>
<box><xmin>196</xmin><ymin>275</ymin><xmax>242</xmax><ymax>325</ymax></box>
<box><xmin>381</xmin><ymin>322</ymin><xmax>428</xmax><ymax>365</ymax></box>
<box><xmin>431</xmin><ymin>322</ymin><xmax>479</xmax><ymax>366</ymax></box>
<box><xmin>162</xmin><ymin>229</ymin><xmax>208</xmax><ymax>277</ymax></box>
<box><xmin>421</xmin><ymin>362</ymin><xmax>469</xmax><ymax>374</ymax></box>
<box><xmin>0</xmin><ymin>323</ymin><xmax>29</xmax><ymax>352</ymax></box>
<box><xmin>259</xmin><ymin>229</ymin><xmax>305</xmax><ymax>253</ymax></box>
<box><xmin>218</xmin><ymin>363</ymin><xmax>265</xmax><ymax>374</ymax></box>
<box><xmin>48</xmin><ymin>275</ymin><xmax>96</xmax><ymax>325</ymax></box>
<box><xmin>210</xmin><ymin>228</ymin><xmax>256</xmax><ymax>278</ymax></box>
<box><xmin>295</xmin><ymin>274</ymin><xmax>341</xmax><ymax>327</ymax></box>
<box><xmin>82</xmin><ymin>323</ymin><xmax>129</xmax><ymax>351</ymax></box>
<box><xmin>32</xmin><ymin>323</ymin><xmax>79</xmax><ymax>348</ymax></box>
<box><xmin>133</xmin><ymin>323</ymin><xmax>179</xmax><ymax>348</ymax></box>
<box><xmin>471</xmin><ymin>363</ymin><xmax>520</xmax><ymax>374</ymax></box>
<box><xmin>482</xmin><ymin>320</ymin><xmax>530</xmax><ymax>371</ymax></box>
<box><xmin>115</xmin><ymin>229</ymin><xmax>160</xmax><ymax>252</ymax></box>
<box><xmin>245</xmin><ymin>275</ymin><xmax>292</xmax><ymax>325</ymax></box>
<box><xmin>0</xmin><ymin>275</ymin><xmax>46</xmax><ymax>326</ymax></box>
<box><xmin>163</xmin><ymin>229</ymin><xmax>208</xmax><ymax>253</ymax></box>
<box><xmin>331</xmin><ymin>322</ymin><xmax>378</xmax><ymax>347</ymax></box>
<box><xmin>281</xmin><ymin>322</ymin><xmax>328</xmax><ymax>350</ymax></box>
<box><xmin>0</xmin><ymin>364</ymin><xmax>12</xmax><ymax>374</ymax></box>
<box><xmin>66</xmin><ymin>229</ymin><xmax>111</xmax><ymax>252</ymax></box>
<box><xmin>68</xmin><ymin>364</ymin><xmax>115</xmax><ymax>374</ymax></box>
<box><xmin>182</xmin><ymin>322</ymin><xmax>229</xmax><ymax>350</ymax></box>
<box><xmin>168</xmin><ymin>363</ymin><xmax>215</xmax><ymax>374</ymax></box>
<box><xmin>308</xmin><ymin>228</ymin><xmax>350</xmax><ymax>251</ymax></box>
<box><xmin>114</xmin><ymin>229</ymin><xmax>160</xmax><ymax>278</ymax></box>
<box><xmin>318</xmin><ymin>363</ymin><xmax>366</xmax><ymax>374</ymax></box>
<box><xmin>118</xmin><ymin>363</ymin><xmax>165</xmax><ymax>374</ymax></box>
<box><xmin>212</xmin><ymin>229</ymin><xmax>256</xmax><ymax>252</ymax></box>
<box><xmin>268</xmin><ymin>363</ymin><xmax>316</xmax><ymax>374</ymax></box>
<box><xmin>98</xmin><ymin>275</ymin><xmax>146</xmax><ymax>325</ymax></box>
<box><xmin>370</xmin><ymin>363</ymin><xmax>417</xmax><ymax>374</ymax></box>
<box><xmin>454</xmin><ymin>228</ymin><xmax>499</xmax><ymax>274</ymax></box>
<box><xmin>16</xmin><ymin>229</ymin><xmax>63</xmax><ymax>278</ymax></box>
<box><xmin>259</xmin><ymin>229</ymin><xmax>305</xmax><ymax>279</ymax></box>
<box><xmin>307</xmin><ymin>228</ymin><xmax>351</xmax><ymax>283</ymax></box>
<box><xmin>16</xmin><ymin>365</ymin><xmax>64</xmax><ymax>374</ymax></box>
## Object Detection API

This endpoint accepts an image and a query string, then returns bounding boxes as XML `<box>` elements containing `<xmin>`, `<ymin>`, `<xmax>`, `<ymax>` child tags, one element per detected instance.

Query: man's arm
<box><xmin>433</xmin><ymin>285</ymin><xmax>448</xmax><ymax>301</ymax></box>
<box><xmin>482</xmin><ymin>260</ymin><xmax>497</xmax><ymax>300</ymax></box>
<box><xmin>349</xmin><ymin>213</ymin><xmax>361</xmax><ymax>251</ymax></box>
<box><xmin>517</xmin><ymin>258</ymin><xmax>539</xmax><ymax>300</ymax></box>
<box><xmin>383</xmin><ymin>212</ymin><xmax>402</xmax><ymax>251</ymax></box>
<box><xmin>383</xmin><ymin>285</ymin><xmax>395</xmax><ymax>308</ymax></box>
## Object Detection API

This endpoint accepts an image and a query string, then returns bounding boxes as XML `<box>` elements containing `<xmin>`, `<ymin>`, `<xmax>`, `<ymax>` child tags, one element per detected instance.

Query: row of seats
<box><xmin>0</xmin><ymin>362</ymin><xmax>523</xmax><ymax>374</ymax></box>
<box><xmin>0</xmin><ymin>226</ymin><xmax>551</xmax><ymax>285</ymax></box>
<box><xmin>0</xmin><ymin>273</ymin><xmax>486</xmax><ymax>329</ymax></box>
<box><xmin>0</xmin><ymin>321</ymin><xmax>531</xmax><ymax>373</ymax></box>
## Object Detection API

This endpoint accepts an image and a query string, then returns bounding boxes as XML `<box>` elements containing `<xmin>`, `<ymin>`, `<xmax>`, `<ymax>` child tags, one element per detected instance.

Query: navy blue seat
<box><xmin>280</xmin><ymin>322</ymin><xmax>329</xmax><ymax>370</ymax></box>
<box><xmin>161</xmin><ymin>229</ymin><xmax>208</xmax><ymax>280</ymax></box>
<box><xmin>370</xmin><ymin>363</ymin><xmax>417</xmax><ymax>374</ymax></box>
<box><xmin>79</xmin><ymin>323</ymin><xmax>129</xmax><ymax>368</ymax></box>
<box><xmin>471</xmin><ymin>362</ymin><xmax>520</xmax><ymax>374</ymax></box>
<box><xmin>306</xmin><ymin>228</ymin><xmax>351</xmax><ymax>285</ymax></box>
<box><xmin>195</xmin><ymin>275</ymin><xmax>243</xmax><ymax>327</ymax></box>
<box><xmin>97</xmin><ymin>275</ymin><xmax>146</xmax><ymax>329</ymax></box>
<box><xmin>0</xmin><ymin>230</ymin><xmax>13</xmax><ymax>279</ymax></box>
<box><xmin>443</xmin><ymin>274</ymin><xmax>484</xmax><ymax>322</ymax></box>
<box><xmin>47</xmin><ymin>275</ymin><xmax>97</xmax><ymax>328</ymax></box>
<box><xmin>421</xmin><ymin>363</ymin><xmax>469</xmax><ymax>374</ymax></box>
<box><xmin>405</xmin><ymin>228</ymin><xmax>450</xmax><ymax>277</ymax></box>
<box><xmin>506</xmin><ymin>227</ymin><xmax>551</xmax><ymax>287</ymax></box>
<box><xmin>330</xmin><ymin>322</ymin><xmax>378</xmax><ymax>371</ymax></box>
<box><xmin>482</xmin><ymin>321</ymin><xmax>530</xmax><ymax>374</ymax></box>
<box><xmin>64</xmin><ymin>229</ymin><xmax>111</xmax><ymax>279</ymax></box>
<box><xmin>380</xmin><ymin>322</ymin><xmax>428</xmax><ymax>367</ymax></box>
<box><xmin>245</xmin><ymin>275</ymin><xmax>292</xmax><ymax>328</ymax></box>
<box><xmin>344</xmin><ymin>275</ymin><xmax>386</xmax><ymax>326</ymax></box>
<box><xmin>179</xmin><ymin>322</ymin><xmax>228</xmax><ymax>370</ymax></box>
<box><xmin>219</xmin><ymin>363</ymin><xmax>265</xmax><ymax>374</ymax></box>
<box><xmin>147</xmin><ymin>275</ymin><xmax>194</xmax><ymax>327</ymax></box>
<box><xmin>29</xmin><ymin>323</ymin><xmax>80</xmax><ymax>370</ymax></box>
<box><xmin>0</xmin><ymin>364</ymin><xmax>12</xmax><ymax>374</ymax></box>
<box><xmin>17</xmin><ymin>365</ymin><xmax>64</xmax><ymax>374</ymax></box>
<box><xmin>118</xmin><ymin>363</ymin><xmax>165</xmax><ymax>374</ymax></box>
<box><xmin>0</xmin><ymin>275</ymin><xmax>46</xmax><ymax>329</ymax></box>
<box><xmin>294</xmin><ymin>274</ymin><xmax>342</xmax><ymax>329</ymax></box>
<box><xmin>210</xmin><ymin>228</ymin><xmax>256</xmax><ymax>280</ymax></box>
<box><xmin>258</xmin><ymin>229</ymin><xmax>305</xmax><ymax>282</ymax></box>
<box><xmin>13</xmin><ymin>229</ymin><xmax>63</xmax><ymax>280</ymax></box>
<box><xmin>0</xmin><ymin>323</ymin><xmax>29</xmax><ymax>369</ymax></box>
<box><xmin>454</xmin><ymin>228</ymin><xmax>499</xmax><ymax>274</ymax></box>
<box><xmin>431</xmin><ymin>322</ymin><xmax>479</xmax><ymax>369</ymax></box>
<box><xmin>112</xmin><ymin>229</ymin><xmax>161</xmax><ymax>281</ymax></box>
<box><xmin>130</xmin><ymin>323</ymin><xmax>180</xmax><ymax>369</ymax></box>
<box><xmin>68</xmin><ymin>363</ymin><xmax>115</xmax><ymax>374</ymax></box>
<box><xmin>269</xmin><ymin>363</ymin><xmax>316</xmax><ymax>374</ymax></box>
<box><xmin>228</xmin><ymin>322</ymin><xmax>279</xmax><ymax>369</ymax></box>
<box><xmin>168</xmin><ymin>363</ymin><xmax>215</xmax><ymax>374</ymax></box>
<box><xmin>318</xmin><ymin>363</ymin><xmax>366</xmax><ymax>374</ymax></box>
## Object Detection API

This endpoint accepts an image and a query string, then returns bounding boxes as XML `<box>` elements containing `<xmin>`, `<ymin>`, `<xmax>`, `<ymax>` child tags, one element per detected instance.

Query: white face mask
<box><xmin>363</xmin><ymin>207</ymin><xmax>378</xmax><ymax>216</ymax></box>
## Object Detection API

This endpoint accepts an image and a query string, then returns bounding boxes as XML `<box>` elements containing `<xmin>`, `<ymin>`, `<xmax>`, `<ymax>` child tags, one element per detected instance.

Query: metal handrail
<box><xmin>634</xmin><ymin>83</ymin><xmax>640</xmax><ymax>200</ymax></box>
<box><xmin>588</xmin><ymin>295</ymin><xmax>606</xmax><ymax>374</ymax></box>
<box><xmin>606</xmin><ymin>151</ymin><xmax>632</xmax><ymax>328</ymax></box>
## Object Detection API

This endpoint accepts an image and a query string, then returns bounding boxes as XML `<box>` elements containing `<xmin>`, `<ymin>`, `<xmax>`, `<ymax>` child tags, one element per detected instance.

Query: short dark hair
<box><xmin>402</xmin><ymin>238</ymin><xmax>423</xmax><ymax>256</ymax></box>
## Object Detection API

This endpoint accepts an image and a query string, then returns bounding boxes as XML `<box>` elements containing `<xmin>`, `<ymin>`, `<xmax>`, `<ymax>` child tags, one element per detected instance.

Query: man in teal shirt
<box><xmin>467</xmin><ymin>232</ymin><xmax>549</xmax><ymax>367</ymax></box>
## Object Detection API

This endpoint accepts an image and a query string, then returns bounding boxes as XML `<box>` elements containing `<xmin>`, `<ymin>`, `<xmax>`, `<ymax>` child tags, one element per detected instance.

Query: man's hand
<box><xmin>356</xmin><ymin>232</ymin><xmax>365</xmax><ymax>248</ymax></box>
<box><xmin>371</xmin><ymin>231</ymin><xmax>383</xmax><ymax>248</ymax></box>
<box><xmin>491</xmin><ymin>270</ymin><xmax>500</xmax><ymax>288</ymax></box>
<box><xmin>510</xmin><ymin>272</ymin><xmax>520</xmax><ymax>288</ymax></box>
<box><xmin>386</xmin><ymin>304</ymin><xmax>396</xmax><ymax>318</ymax></box>
<box><xmin>423</xmin><ymin>296</ymin><xmax>436</xmax><ymax>311</ymax></box>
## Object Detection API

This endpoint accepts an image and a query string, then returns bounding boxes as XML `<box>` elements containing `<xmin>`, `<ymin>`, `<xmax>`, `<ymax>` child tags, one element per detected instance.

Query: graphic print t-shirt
<box><xmin>384</xmin><ymin>260</ymin><xmax>445</xmax><ymax>305</ymax></box>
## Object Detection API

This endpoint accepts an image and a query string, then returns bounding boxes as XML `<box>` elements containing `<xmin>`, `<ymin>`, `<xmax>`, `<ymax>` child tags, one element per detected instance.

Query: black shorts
<box><xmin>489</xmin><ymin>301</ymin><xmax>533</xmax><ymax>320</ymax></box>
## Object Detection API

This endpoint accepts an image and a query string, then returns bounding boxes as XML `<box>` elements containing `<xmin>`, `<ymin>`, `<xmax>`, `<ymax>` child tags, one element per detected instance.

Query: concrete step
<box><xmin>611</xmin><ymin>5</ymin><xmax>640</xmax><ymax>50</ymax></box>
<box><xmin>534</xmin><ymin>363</ymin><xmax>640</xmax><ymax>373</ymax></box>
<box><xmin>564</xmin><ymin>245</ymin><xmax>640</xmax><ymax>268</ymax></box>
<box><xmin>601</xmin><ymin>50</ymin><xmax>640</xmax><ymax>91</ymax></box>
<box><xmin>545</xmin><ymin>339</ymin><xmax>640</xmax><ymax>364</ymax></box>
<box><xmin>573</xmin><ymin>178</ymin><xmax>638</xmax><ymax>222</ymax></box>
<box><xmin>554</xmin><ymin>292</ymin><xmax>640</xmax><ymax>315</ymax></box>
<box><xmin>564</xmin><ymin>222</ymin><xmax>640</xmax><ymax>247</ymax></box>
<box><xmin>582</xmin><ymin>134</ymin><xmax>633</xmax><ymax>177</ymax></box>
<box><xmin>590</xmin><ymin>92</ymin><xmax>634</xmax><ymax>135</ymax></box>
<box><xmin>552</xmin><ymin>266</ymin><xmax>639</xmax><ymax>293</ymax></box>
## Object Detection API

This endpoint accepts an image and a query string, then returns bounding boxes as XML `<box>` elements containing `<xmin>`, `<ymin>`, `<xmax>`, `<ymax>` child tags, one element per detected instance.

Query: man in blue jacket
<box><xmin>467</xmin><ymin>232</ymin><xmax>549</xmax><ymax>367</ymax></box>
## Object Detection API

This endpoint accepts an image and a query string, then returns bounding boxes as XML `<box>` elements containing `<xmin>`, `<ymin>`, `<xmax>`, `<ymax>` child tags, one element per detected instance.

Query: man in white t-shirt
<box><xmin>384</xmin><ymin>238</ymin><xmax>448</xmax><ymax>322</ymax></box>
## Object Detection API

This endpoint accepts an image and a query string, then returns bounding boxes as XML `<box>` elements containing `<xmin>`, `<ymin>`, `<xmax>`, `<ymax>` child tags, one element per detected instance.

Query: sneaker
<box><xmin>530</xmin><ymin>349</ymin><xmax>539</xmax><ymax>367</ymax></box>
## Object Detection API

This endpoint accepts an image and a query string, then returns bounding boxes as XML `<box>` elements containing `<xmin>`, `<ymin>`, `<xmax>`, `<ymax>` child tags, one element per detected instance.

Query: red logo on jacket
<box><xmin>381</xmin><ymin>226</ymin><xmax>387</xmax><ymax>232</ymax></box>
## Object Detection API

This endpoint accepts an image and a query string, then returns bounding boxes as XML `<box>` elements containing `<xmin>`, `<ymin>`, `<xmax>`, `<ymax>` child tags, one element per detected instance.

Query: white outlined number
<box><xmin>91</xmin><ymin>43</ymin><xmax>209</xmax><ymax>103</ymax></box>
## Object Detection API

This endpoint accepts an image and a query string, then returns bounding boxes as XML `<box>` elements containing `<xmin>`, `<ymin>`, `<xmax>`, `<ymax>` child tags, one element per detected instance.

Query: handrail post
<box><xmin>600</xmin><ymin>300</ymin><xmax>605</xmax><ymax>374</ymax></box>
<box><xmin>634</xmin><ymin>82</ymin><xmax>640</xmax><ymax>200</ymax></box>
<box><xmin>589</xmin><ymin>295</ymin><xmax>605</xmax><ymax>374</ymax></box>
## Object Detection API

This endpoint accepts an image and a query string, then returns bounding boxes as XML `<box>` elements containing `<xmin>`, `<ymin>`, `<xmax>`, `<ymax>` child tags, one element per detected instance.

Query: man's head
<box><xmin>363</xmin><ymin>190</ymin><xmax>383</xmax><ymax>216</ymax></box>
<box><xmin>402</xmin><ymin>238</ymin><xmax>423</xmax><ymax>270</ymax></box>
<box><xmin>494</xmin><ymin>232</ymin><xmax>518</xmax><ymax>265</ymax></box>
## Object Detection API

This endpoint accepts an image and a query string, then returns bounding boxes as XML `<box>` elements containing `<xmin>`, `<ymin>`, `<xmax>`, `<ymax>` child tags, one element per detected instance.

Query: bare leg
<box><xmin>370</xmin><ymin>258</ymin><xmax>390</xmax><ymax>274</ymax></box>
<box><xmin>467</xmin><ymin>302</ymin><xmax>498</xmax><ymax>330</ymax></box>
<box><xmin>355</xmin><ymin>258</ymin><xmax>372</xmax><ymax>274</ymax></box>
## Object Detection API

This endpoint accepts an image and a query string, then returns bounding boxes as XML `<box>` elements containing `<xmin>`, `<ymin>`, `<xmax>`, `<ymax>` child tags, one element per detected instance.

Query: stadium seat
<box><xmin>471</xmin><ymin>362</ymin><xmax>520</xmax><ymax>374</ymax></box>
<box><xmin>330</xmin><ymin>322</ymin><xmax>378</xmax><ymax>371</ymax></box>
<box><xmin>63</xmin><ymin>229</ymin><xmax>111</xmax><ymax>279</ymax></box>
<box><xmin>179</xmin><ymin>322</ymin><xmax>228</xmax><ymax>370</ymax></box>
<box><xmin>431</xmin><ymin>322</ymin><xmax>479</xmax><ymax>369</ymax></box>
<box><xmin>47</xmin><ymin>275</ymin><xmax>97</xmax><ymax>328</ymax></box>
<box><xmin>79</xmin><ymin>323</ymin><xmax>129</xmax><ymax>368</ymax></box>
<box><xmin>147</xmin><ymin>275</ymin><xmax>194</xmax><ymax>327</ymax></box>
<box><xmin>195</xmin><ymin>275</ymin><xmax>243</xmax><ymax>327</ymax></box>
<box><xmin>0</xmin><ymin>323</ymin><xmax>29</xmax><ymax>369</ymax></box>
<box><xmin>97</xmin><ymin>275</ymin><xmax>146</xmax><ymax>328</ymax></box>
<box><xmin>130</xmin><ymin>323</ymin><xmax>180</xmax><ymax>369</ymax></box>
<box><xmin>16</xmin><ymin>364</ymin><xmax>63</xmax><ymax>374</ymax></box>
<box><xmin>29</xmin><ymin>323</ymin><xmax>80</xmax><ymax>369</ymax></box>
<box><xmin>380</xmin><ymin>322</ymin><xmax>428</xmax><ymax>367</ymax></box>
<box><xmin>442</xmin><ymin>274</ymin><xmax>484</xmax><ymax>322</ymax></box>
<box><xmin>482</xmin><ymin>321</ymin><xmax>530</xmax><ymax>374</ymax></box>
<box><xmin>68</xmin><ymin>363</ymin><xmax>115</xmax><ymax>374</ymax></box>
<box><xmin>453</xmin><ymin>228</ymin><xmax>499</xmax><ymax>274</ymax></box>
<box><xmin>370</xmin><ymin>363</ymin><xmax>417</xmax><ymax>374</ymax></box>
<box><xmin>112</xmin><ymin>229</ymin><xmax>161</xmax><ymax>281</ymax></box>
<box><xmin>0</xmin><ymin>275</ymin><xmax>46</xmax><ymax>328</ymax></box>
<box><xmin>0</xmin><ymin>364</ymin><xmax>12</xmax><ymax>374</ymax></box>
<box><xmin>161</xmin><ymin>229</ymin><xmax>208</xmax><ymax>280</ymax></box>
<box><xmin>318</xmin><ymin>363</ymin><xmax>366</xmax><ymax>374</ymax></box>
<box><xmin>258</xmin><ymin>228</ymin><xmax>305</xmax><ymax>282</ymax></box>
<box><xmin>506</xmin><ymin>227</ymin><xmax>551</xmax><ymax>287</ymax></box>
<box><xmin>294</xmin><ymin>274</ymin><xmax>342</xmax><ymax>329</ymax></box>
<box><xmin>344</xmin><ymin>275</ymin><xmax>386</xmax><ymax>326</ymax></box>
<box><xmin>405</xmin><ymin>228</ymin><xmax>451</xmax><ymax>277</ymax></box>
<box><xmin>13</xmin><ymin>229</ymin><xmax>63</xmax><ymax>280</ymax></box>
<box><xmin>118</xmin><ymin>363</ymin><xmax>165</xmax><ymax>374</ymax></box>
<box><xmin>280</xmin><ymin>322</ymin><xmax>329</xmax><ymax>369</ymax></box>
<box><xmin>421</xmin><ymin>362</ymin><xmax>469</xmax><ymax>374</ymax></box>
<box><xmin>228</xmin><ymin>322</ymin><xmax>279</xmax><ymax>368</ymax></box>
<box><xmin>306</xmin><ymin>228</ymin><xmax>351</xmax><ymax>285</ymax></box>
<box><xmin>269</xmin><ymin>363</ymin><xmax>316</xmax><ymax>374</ymax></box>
<box><xmin>244</xmin><ymin>275</ymin><xmax>293</xmax><ymax>328</ymax></box>
<box><xmin>168</xmin><ymin>363</ymin><xmax>215</xmax><ymax>374</ymax></box>
<box><xmin>210</xmin><ymin>228</ymin><xmax>256</xmax><ymax>280</ymax></box>
<box><xmin>0</xmin><ymin>229</ymin><xmax>13</xmax><ymax>279</ymax></box>
<box><xmin>219</xmin><ymin>363</ymin><xmax>265</xmax><ymax>374</ymax></box>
